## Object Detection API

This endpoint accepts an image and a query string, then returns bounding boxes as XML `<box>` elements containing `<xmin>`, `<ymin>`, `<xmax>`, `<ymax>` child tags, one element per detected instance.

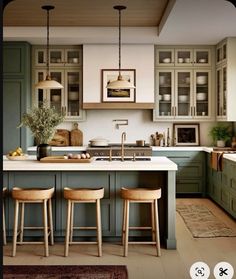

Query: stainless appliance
<box><xmin>87</xmin><ymin>143</ymin><xmax>152</xmax><ymax>157</ymax></box>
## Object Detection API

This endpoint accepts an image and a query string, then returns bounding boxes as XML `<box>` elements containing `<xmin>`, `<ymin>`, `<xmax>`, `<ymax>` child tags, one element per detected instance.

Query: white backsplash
<box><xmin>57</xmin><ymin>110</ymin><xmax>216</xmax><ymax>146</ymax></box>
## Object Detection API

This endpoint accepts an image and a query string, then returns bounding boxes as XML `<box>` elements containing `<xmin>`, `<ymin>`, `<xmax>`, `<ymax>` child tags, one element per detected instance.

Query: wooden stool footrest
<box><xmin>128</xmin><ymin>241</ymin><xmax>157</xmax><ymax>245</ymax></box>
<box><xmin>69</xmin><ymin>241</ymin><xmax>98</xmax><ymax>245</ymax></box>
<box><xmin>16</xmin><ymin>241</ymin><xmax>45</xmax><ymax>245</ymax></box>
<box><xmin>73</xmin><ymin>226</ymin><xmax>97</xmax><ymax>230</ymax></box>
<box><xmin>128</xmin><ymin>226</ymin><xmax>153</xmax><ymax>230</ymax></box>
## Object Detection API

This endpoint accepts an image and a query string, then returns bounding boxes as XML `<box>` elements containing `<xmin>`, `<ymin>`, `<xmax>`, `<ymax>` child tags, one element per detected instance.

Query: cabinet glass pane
<box><xmin>196</xmin><ymin>51</ymin><xmax>209</xmax><ymax>64</ymax></box>
<box><xmin>177</xmin><ymin>72</ymin><xmax>191</xmax><ymax>116</ymax></box>
<box><xmin>37</xmin><ymin>72</ymin><xmax>44</xmax><ymax>105</ymax></box>
<box><xmin>37</xmin><ymin>51</ymin><xmax>45</xmax><ymax>64</ymax></box>
<box><xmin>158</xmin><ymin>51</ymin><xmax>172</xmax><ymax>64</ymax></box>
<box><xmin>223</xmin><ymin>44</ymin><xmax>227</xmax><ymax>60</ymax></box>
<box><xmin>177</xmin><ymin>50</ymin><xmax>191</xmax><ymax>63</ymax></box>
<box><xmin>49</xmin><ymin>72</ymin><xmax>63</xmax><ymax>113</ymax></box>
<box><xmin>216</xmin><ymin>69</ymin><xmax>221</xmax><ymax>116</ymax></box>
<box><xmin>67</xmin><ymin>72</ymin><xmax>80</xmax><ymax>117</ymax></box>
<box><xmin>222</xmin><ymin>67</ymin><xmax>227</xmax><ymax>116</ymax></box>
<box><xmin>50</xmin><ymin>51</ymin><xmax>62</xmax><ymax>63</ymax></box>
<box><xmin>217</xmin><ymin>48</ymin><xmax>221</xmax><ymax>63</ymax></box>
<box><xmin>67</xmin><ymin>50</ymin><xmax>80</xmax><ymax>64</ymax></box>
<box><xmin>196</xmin><ymin>72</ymin><xmax>209</xmax><ymax>116</ymax></box>
<box><xmin>158</xmin><ymin>72</ymin><xmax>172</xmax><ymax>116</ymax></box>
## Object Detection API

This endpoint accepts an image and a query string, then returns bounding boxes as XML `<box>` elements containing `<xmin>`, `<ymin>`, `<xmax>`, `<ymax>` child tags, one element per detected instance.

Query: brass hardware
<box><xmin>132</xmin><ymin>153</ymin><xmax>136</xmax><ymax>161</ymax></box>
<box><xmin>121</xmin><ymin>132</ymin><xmax>126</xmax><ymax>161</ymax></box>
<box><xmin>109</xmin><ymin>148</ymin><xmax>112</xmax><ymax>161</ymax></box>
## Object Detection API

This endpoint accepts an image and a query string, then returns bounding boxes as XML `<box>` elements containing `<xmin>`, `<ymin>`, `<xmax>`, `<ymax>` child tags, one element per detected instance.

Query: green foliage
<box><xmin>18</xmin><ymin>101</ymin><xmax>65</xmax><ymax>145</ymax></box>
<box><xmin>209</xmin><ymin>124</ymin><xmax>232</xmax><ymax>143</ymax></box>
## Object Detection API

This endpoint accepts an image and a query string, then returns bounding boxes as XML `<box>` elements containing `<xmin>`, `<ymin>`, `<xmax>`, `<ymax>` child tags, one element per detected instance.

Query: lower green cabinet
<box><xmin>153</xmin><ymin>151</ymin><xmax>205</xmax><ymax>195</ymax></box>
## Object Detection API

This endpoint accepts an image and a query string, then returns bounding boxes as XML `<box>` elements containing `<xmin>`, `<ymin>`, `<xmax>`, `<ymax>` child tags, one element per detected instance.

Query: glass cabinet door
<box><xmin>65</xmin><ymin>70</ymin><xmax>81</xmax><ymax>118</ymax></box>
<box><xmin>216</xmin><ymin>68</ymin><xmax>222</xmax><ymax>117</ymax></box>
<box><xmin>175</xmin><ymin>49</ymin><xmax>192</xmax><ymax>66</ymax></box>
<box><xmin>175</xmin><ymin>71</ymin><xmax>192</xmax><ymax>117</ymax></box>
<box><xmin>156</xmin><ymin>49</ymin><xmax>174</xmax><ymax>66</ymax></box>
<box><xmin>157</xmin><ymin>70</ymin><xmax>174</xmax><ymax>117</ymax></box>
<box><xmin>222</xmin><ymin>66</ymin><xmax>227</xmax><ymax>117</ymax></box>
<box><xmin>194</xmin><ymin>70</ymin><xmax>210</xmax><ymax>117</ymax></box>
<box><xmin>35</xmin><ymin>49</ymin><xmax>46</xmax><ymax>66</ymax></box>
<box><xmin>49</xmin><ymin>49</ymin><xmax>64</xmax><ymax>66</ymax></box>
<box><xmin>49</xmin><ymin>71</ymin><xmax>64</xmax><ymax>113</ymax></box>
<box><xmin>65</xmin><ymin>49</ymin><xmax>81</xmax><ymax>66</ymax></box>
<box><xmin>194</xmin><ymin>49</ymin><xmax>210</xmax><ymax>66</ymax></box>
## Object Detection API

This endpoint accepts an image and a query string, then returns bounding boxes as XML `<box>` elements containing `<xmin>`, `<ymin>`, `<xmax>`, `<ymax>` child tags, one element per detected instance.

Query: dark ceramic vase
<box><xmin>37</xmin><ymin>143</ymin><xmax>52</xmax><ymax>161</ymax></box>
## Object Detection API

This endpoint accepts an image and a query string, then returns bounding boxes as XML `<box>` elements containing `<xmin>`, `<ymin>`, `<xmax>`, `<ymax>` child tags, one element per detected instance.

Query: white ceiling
<box><xmin>3</xmin><ymin>0</ymin><xmax>236</xmax><ymax>45</ymax></box>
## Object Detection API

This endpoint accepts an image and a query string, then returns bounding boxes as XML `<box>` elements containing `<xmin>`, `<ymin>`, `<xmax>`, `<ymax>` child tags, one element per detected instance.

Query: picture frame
<box><xmin>101</xmin><ymin>69</ymin><xmax>136</xmax><ymax>102</ymax></box>
<box><xmin>173</xmin><ymin>123</ymin><xmax>200</xmax><ymax>146</ymax></box>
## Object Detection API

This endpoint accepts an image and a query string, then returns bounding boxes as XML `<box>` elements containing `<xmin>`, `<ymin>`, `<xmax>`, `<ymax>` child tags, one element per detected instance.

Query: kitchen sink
<box><xmin>95</xmin><ymin>157</ymin><xmax>151</xmax><ymax>161</ymax></box>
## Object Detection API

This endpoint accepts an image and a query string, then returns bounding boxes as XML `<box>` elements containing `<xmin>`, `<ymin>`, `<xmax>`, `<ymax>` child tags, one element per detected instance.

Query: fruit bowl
<box><xmin>6</xmin><ymin>154</ymin><xmax>28</xmax><ymax>160</ymax></box>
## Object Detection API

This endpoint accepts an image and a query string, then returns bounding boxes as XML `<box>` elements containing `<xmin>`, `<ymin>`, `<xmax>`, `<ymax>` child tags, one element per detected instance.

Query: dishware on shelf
<box><xmin>185</xmin><ymin>77</ymin><xmax>190</xmax><ymax>84</ymax></box>
<box><xmin>68</xmin><ymin>91</ymin><xmax>79</xmax><ymax>101</ymax></box>
<box><xmin>198</xmin><ymin>58</ymin><xmax>206</xmax><ymax>63</ymax></box>
<box><xmin>184</xmin><ymin>58</ymin><xmax>190</xmax><ymax>63</ymax></box>
<box><xmin>72</xmin><ymin>58</ymin><xmax>79</xmax><ymax>63</ymax></box>
<box><xmin>162</xmin><ymin>58</ymin><xmax>171</xmax><ymax>63</ymax></box>
<box><xmin>202</xmin><ymin>112</ymin><xmax>206</xmax><ymax>116</ymax></box>
<box><xmin>178</xmin><ymin>95</ymin><xmax>189</xmax><ymax>102</ymax></box>
<box><xmin>158</xmin><ymin>95</ymin><xmax>163</xmax><ymax>101</ymax></box>
<box><xmin>178</xmin><ymin>58</ymin><xmax>184</xmax><ymax>63</ymax></box>
<box><xmin>51</xmin><ymin>95</ymin><xmax>61</xmax><ymax>102</ymax></box>
<box><xmin>196</xmin><ymin>92</ymin><xmax>207</xmax><ymax>100</ymax></box>
<box><xmin>159</xmin><ymin>76</ymin><xmax>165</xmax><ymax>85</ymax></box>
<box><xmin>163</xmin><ymin>94</ymin><xmax>171</xmax><ymax>101</ymax></box>
<box><xmin>196</xmin><ymin>76</ymin><xmax>207</xmax><ymax>85</ymax></box>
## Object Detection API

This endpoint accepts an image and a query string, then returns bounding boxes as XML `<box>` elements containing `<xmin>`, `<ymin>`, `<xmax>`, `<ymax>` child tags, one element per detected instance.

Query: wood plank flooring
<box><xmin>3</xmin><ymin>199</ymin><xmax>236</xmax><ymax>279</ymax></box>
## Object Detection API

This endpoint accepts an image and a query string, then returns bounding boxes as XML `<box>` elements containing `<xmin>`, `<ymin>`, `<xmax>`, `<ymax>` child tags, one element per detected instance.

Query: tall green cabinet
<box><xmin>3</xmin><ymin>42</ymin><xmax>33</xmax><ymax>154</ymax></box>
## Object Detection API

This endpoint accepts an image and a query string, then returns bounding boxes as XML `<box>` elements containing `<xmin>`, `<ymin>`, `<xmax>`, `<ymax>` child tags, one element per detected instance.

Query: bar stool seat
<box><xmin>12</xmin><ymin>187</ymin><xmax>54</xmax><ymax>257</ymax></box>
<box><xmin>121</xmin><ymin>187</ymin><xmax>162</xmax><ymax>257</ymax></box>
<box><xmin>64</xmin><ymin>187</ymin><xmax>104</xmax><ymax>257</ymax></box>
<box><xmin>3</xmin><ymin>187</ymin><xmax>7</xmax><ymax>245</ymax></box>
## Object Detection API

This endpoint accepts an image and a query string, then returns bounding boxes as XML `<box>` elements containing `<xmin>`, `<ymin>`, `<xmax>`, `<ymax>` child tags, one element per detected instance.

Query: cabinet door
<box><xmin>194</xmin><ymin>70</ymin><xmax>211</xmax><ymax>118</ymax></box>
<box><xmin>65</xmin><ymin>49</ymin><xmax>81</xmax><ymax>66</ymax></box>
<box><xmin>175</xmin><ymin>70</ymin><xmax>192</xmax><ymax>118</ymax></box>
<box><xmin>49</xmin><ymin>49</ymin><xmax>64</xmax><ymax>66</ymax></box>
<box><xmin>216</xmin><ymin>42</ymin><xmax>227</xmax><ymax>66</ymax></box>
<box><xmin>216</xmin><ymin>66</ymin><xmax>227</xmax><ymax>119</ymax></box>
<box><xmin>216</xmin><ymin>67</ymin><xmax>222</xmax><ymax>117</ymax></box>
<box><xmin>194</xmin><ymin>49</ymin><xmax>211</xmax><ymax>66</ymax></box>
<box><xmin>156</xmin><ymin>70</ymin><xmax>174</xmax><ymax>118</ymax></box>
<box><xmin>34</xmin><ymin>49</ymin><xmax>46</xmax><ymax>67</ymax></box>
<box><xmin>175</xmin><ymin>49</ymin><xmax>193</xmax><ymax>67</ymax></box>
<box><xmin>156</xmin><ymin>49</ymin><xmax>174</xmax><ymax>66</ymax></box>
<box><xmin>222</xmin><ymin>65</ymin><xmax>227</xmax><ymax>117</ymax></box>
<box><xmin>65</xmin><ymin>70</ymin><xmax>82</xmax><ymax>119</ymax></box>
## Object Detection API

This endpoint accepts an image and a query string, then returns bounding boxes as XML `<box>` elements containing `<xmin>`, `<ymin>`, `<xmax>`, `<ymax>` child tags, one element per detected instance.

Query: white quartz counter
<box><xmin>152</xmin><ymin>146</ymin><xmax>213</xmax><ymax>153</ymax></box>
<box><xmin>27</xmin><ymin>146</ymin><xmax>87</xmax><ymax>152</ymax></box>
<box><xmin>223</xmin><ymin>154</ymin><xmax>236</xmax><ymax>162</ymax></box>
<box><xmin>3</xmin><ymin>156</ymin><xmax>178</xmax><ymax>171</ymax></box>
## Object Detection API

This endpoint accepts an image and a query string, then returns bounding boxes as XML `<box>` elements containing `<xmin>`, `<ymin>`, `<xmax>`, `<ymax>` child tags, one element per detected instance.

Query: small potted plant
<box><xmin>19</xmin><ymin>102</ymin><xmax>65</xmax><ymax>160</ymax></box>
<box><xmin>209</xmin><ymin>124</ymin><xmax>232</xmax><ymax>147</ymax></box>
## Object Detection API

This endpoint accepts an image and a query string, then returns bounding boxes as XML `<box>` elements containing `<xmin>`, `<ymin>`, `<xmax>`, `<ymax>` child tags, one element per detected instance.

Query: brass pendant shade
<box><xmin>35</xmin><ymin>5</ymin><xmax>63</xmax><ymax>89</ymax></box>
<box><xmin>106</xmin><ymin>6</ymin><xmax>135</xmax><ymax>90</ymax></box>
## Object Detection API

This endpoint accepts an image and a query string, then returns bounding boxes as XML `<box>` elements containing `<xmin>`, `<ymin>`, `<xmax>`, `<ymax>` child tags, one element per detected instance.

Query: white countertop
<box><xmin>3</xmin><ymin>156</ymin><xmax>178</xmax><ymax>171</ymax></box>
<box><xmin>152</xmin><ymin>146</ymin><xmax>213</xmax><ymax>153</ymax></box>
<box><xmin>223</xmin><ymin>154</ymin><xmax>236</xmax><ymax>162</ymax></box>
<box><xmin>27</xmin><ymin>146</ymin><xmax>87</xmax><ymax>152</ymax></box>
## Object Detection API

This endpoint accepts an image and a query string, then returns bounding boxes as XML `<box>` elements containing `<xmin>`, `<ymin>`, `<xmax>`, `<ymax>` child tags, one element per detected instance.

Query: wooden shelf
<box><xmin>83</xmin><ymin>102</ymin><xmax>154</xmax><ymax>110</ymax></box>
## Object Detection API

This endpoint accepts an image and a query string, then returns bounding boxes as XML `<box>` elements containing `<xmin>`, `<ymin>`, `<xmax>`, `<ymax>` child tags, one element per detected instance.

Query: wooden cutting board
<box><xmin>40</xmin><ymin>156</ymin><xmax>93</xmax><ymax>163</ymax></box>
<box><xmin>49</xmin><ymin>129</ymin><xmax>70</xmax><ymax>146</ymax></box>
<box><xmin>70</xmin><ymin>123</ymin><xmax>83</xmax><ymax>146</ymax></box>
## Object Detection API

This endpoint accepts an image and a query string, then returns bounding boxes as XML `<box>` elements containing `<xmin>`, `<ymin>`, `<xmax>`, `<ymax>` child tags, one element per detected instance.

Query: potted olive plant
<box><xmin>19</xmin><ymin>102</ymin><xmax>65</xmax><ymax>160</ymax></box>
<box><xmin>209</xmin><ymin>124</ymin><xmax>232</xmax><ymax>147</ymax></box>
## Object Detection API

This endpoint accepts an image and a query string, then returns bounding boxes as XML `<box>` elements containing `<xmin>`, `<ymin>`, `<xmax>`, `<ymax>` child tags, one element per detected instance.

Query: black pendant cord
<box><xmin>46</xmin><ymin>8</ymin><xmax>50</xmax><ymax>78</ymax></box>
<box><xmin>118</xmin><ymin>8</ymin><xmax>121</xmax><ymax>77</ymax></box>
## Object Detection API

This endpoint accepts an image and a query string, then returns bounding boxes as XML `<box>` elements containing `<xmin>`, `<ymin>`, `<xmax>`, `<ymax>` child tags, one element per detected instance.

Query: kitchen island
<box><xmin>3</xmin><ymin>156</ymin><xmax>177</xmax><ymax>249</ymax></box>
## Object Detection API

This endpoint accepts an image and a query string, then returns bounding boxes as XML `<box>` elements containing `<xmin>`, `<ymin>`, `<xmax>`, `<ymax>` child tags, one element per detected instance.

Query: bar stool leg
<box><xmin>43</xmin><ymin>199</ymin><xmax>49</xmax><ymax>257</ymax></box>
<box><xmin>12</xmin><ymin>200</ymin><xmax>19</xmax><ymax>257</ymax></box>
<box><xmin>64</xmin><ymin>200</ymin><xmax>71</xmax><ymax>257</ymax></box>
<box><xmin>3</xmin><ymin>199</ymin><xmax>6</xmax><ymax>246</ymax></box>
<box><xmin>122</xmin><ymin>199</ymin><xmax>127</xmax><ymax>246</ymax></box>
<box><xmin>48</xmin><ymin>198</ymin><xmax>54</xmax><ymax>245</ymax></box>
<box><xmin>19</xmin><ymin>203</ymin><xmax>25</xmax><ymax>243</ymax></box>
<box><xmin>124</xmin><ymin>200</ymin><xmax>130</xmax><ymax>257</ymax></box>
<box><xmin>70</xmin><ymin>202</ymin><xmax>74</xmax><ymax>243</ymax></box>
<box><xmin>96</xmin><ymin>199</ymin><xmax>102</xmax><ymax>257</ymax></box>
<box><xmin>154</xmin><ymin>199</ymin><xmax>161</xmax><ymax>257</ymax></box>
<box><xmin>151</xmin><ymin>201</ymin><xmax>156</xmax><ymax>242</ymax></box>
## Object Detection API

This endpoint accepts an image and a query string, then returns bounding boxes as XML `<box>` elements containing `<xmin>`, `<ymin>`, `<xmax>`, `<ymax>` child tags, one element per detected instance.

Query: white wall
<box><xmin>83</xmin><ymin>44</ymin><xmax>154</xmax><ymax>103</ymax></box>
<box><xmin>58</xmin><ymin>110</ymin><xmax>215</xmax><ymax>146</ymax></box>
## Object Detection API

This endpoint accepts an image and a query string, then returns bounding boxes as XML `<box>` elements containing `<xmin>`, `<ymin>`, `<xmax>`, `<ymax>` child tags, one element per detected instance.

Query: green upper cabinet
<box><xmin>3</xmin><ymin>42</ymin><xmax>33</xmax><ymax>154</ymax></box>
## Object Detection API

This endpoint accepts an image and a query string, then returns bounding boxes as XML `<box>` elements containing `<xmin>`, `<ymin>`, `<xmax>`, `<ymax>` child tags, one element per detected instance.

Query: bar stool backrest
<box><xmin>12</xmin><ymin>187</ymin><xmax>55</xmax><ymax>201</ymax></box>
<box><xmin>64</xmin><ymin>187</ymin><xmax>104</xmax><ymax>201</ymax></box>
<box><xmin>121</xmin><ymin>187</ymin><xmax>161</xmax><ymax>200</ymax></box>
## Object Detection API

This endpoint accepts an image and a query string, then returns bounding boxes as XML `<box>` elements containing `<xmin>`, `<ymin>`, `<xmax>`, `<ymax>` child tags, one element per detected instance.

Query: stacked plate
<box><xmin>196</xmin><ymin>92</ymin><xmax>207</xmax><ymax>101</ymax></box>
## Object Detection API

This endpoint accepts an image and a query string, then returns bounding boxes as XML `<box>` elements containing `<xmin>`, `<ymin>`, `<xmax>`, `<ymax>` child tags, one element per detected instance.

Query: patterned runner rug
<box><xmin>176</xmin><ymin>204</ymin><xmax>236</xmax><ymax>238</ymax></box>
<box><xmin>3</xmin><ymin>265</ymin><xmax>128</xmax><ymax>279</ymax></box>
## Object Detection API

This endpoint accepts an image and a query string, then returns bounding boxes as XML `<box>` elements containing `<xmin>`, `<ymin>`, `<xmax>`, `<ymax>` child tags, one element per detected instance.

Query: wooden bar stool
<box><xmin>3</xmin><ymin>187</ymin><xmax>7</xmax><ymax>245</ymax></box>
<box><xmin>11</xmin><ymin>187</ymin><xmax>54</xmax><ymax>257</ymax></box>
<box><xmin>64</xmin><ymin>187</ymin><xmax>104</xmax><ymax>257</ymax></box>
<box><xmin>121</xmin><ymin>187</ymin><xmax>161</xmax><ymax>257</ymax></box>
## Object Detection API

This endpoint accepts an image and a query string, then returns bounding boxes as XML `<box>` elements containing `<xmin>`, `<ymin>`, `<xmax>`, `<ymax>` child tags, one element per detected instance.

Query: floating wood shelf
<box><xmin>83</xmin><ymin>103</ymin><xmax>154</xmax><ymax>110</ymax></box>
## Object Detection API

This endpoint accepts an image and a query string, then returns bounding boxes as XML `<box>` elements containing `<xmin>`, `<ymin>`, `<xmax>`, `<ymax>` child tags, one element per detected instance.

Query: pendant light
<box><xmin>106</xmin><ymin>6</ymin><xmax>135</xmax><ymax>90</ymax></box>
<box><xmin>35</xmin><ymin>5</ymin><xmax>63</xmax><ymax>89</ymax></box>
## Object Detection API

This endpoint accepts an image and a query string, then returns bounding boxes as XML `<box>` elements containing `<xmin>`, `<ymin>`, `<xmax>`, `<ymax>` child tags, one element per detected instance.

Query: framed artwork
<box><xmin>101</xmin><ymin>69</ymin><xmax>136</xmax><ymax>102</ymax></box>
<box><xmin>173</xmin><ymin>123</ymin><xmax>200</xmax><ymax>146</ymax></box>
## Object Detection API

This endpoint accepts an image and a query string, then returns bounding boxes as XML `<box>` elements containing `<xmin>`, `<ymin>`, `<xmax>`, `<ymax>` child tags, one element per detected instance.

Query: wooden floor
<box><xmin>3</xmin><ymin>199</ymin><xmax>236</xmax><ymax>279</ymax></box>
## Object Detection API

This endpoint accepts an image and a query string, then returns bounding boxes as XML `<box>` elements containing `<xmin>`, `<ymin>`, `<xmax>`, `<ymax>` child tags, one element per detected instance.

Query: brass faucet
<box><xmin>121</xmin><ymin>132</ymin><xmax>126</xmax><ymax>161</ymax></box>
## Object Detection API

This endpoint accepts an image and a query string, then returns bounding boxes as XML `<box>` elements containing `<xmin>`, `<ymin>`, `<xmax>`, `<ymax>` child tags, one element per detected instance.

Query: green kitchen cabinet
<box><xmin>152</xmin><ymin>151</ymin><xmax>205</xmax><ymax>195</ymax></box>
<box><xmin>3</xmin><ymin>42</ymin><xmax>33</xmax><ymax>154</ymax></box>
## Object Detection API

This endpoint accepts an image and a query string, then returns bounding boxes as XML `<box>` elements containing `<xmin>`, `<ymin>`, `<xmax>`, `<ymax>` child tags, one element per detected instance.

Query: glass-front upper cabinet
<box><xmin>175</xmin><ymin>70</ymin><xmax>192</xmax><ymax>117</ymax></box>
<box><xmin>156</xmin><ymin>49</ymin><xmax>174</xmax><ymax>66</ymax></box>
<box><xmin>175</xmin><ymin>49</ymin><xmax>193</xmax><ymax>66</ymax></box>
<box><xmin>156</xmin><ymin>70</ymin><xmax>174</xmax><ymax>118</ymax></box>
<box><xmin>216</xmin><ymin>66</ymin><xmax>227</xmax><ymax>118</ymax></box>
<box><xmin>194</xmin><ymin>70</ymin><xmax>210</xmax><ymax>118</ymax></box>
<box><xmin>216</xmin><ymin>40</ymin><xmax>227</xmax><ymax>65</ymax></box>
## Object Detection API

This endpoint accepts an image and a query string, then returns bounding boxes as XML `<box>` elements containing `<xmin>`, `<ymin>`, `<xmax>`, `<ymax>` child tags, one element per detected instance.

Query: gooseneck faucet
<box><xmin>121</xmin><ymin>132</ymin><xmax>126</xmax><ymax>161</ymax></box>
